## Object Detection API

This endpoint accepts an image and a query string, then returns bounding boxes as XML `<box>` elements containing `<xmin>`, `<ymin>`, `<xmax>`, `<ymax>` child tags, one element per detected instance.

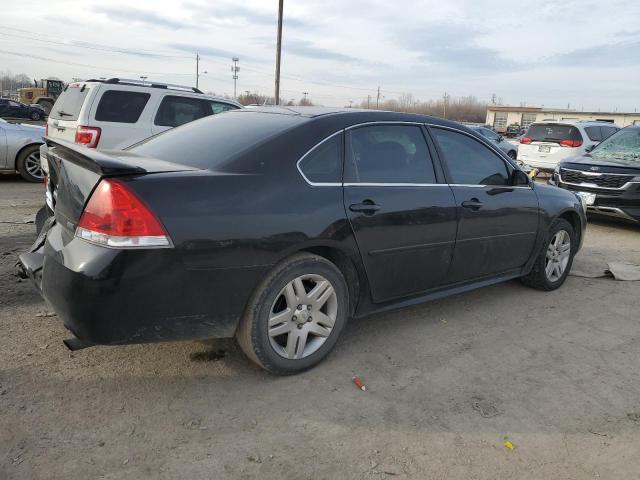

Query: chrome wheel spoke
<box><xmin>269</xmin><ymin>322</ymin><xmax>293</xmax><ymax>337</ymax></box>
<box><xmin>545</xmin><ymin>260</ymin><xmax>555</xmax><ymax>278</ymax></box>
<box><xmin>284</xmin><ymin>283</ymin><xmax>298</xmax><ymax>307</ymax></box>
<box><xmin>268</xmin><ymin>308</ymin><xmax>292</xmax><ymax>327</ymax></box>
<box><xmin>308</xmin><ymin>322</ymin><xmax>331</xmax><ymax>337</ymax></box>
<box><xmin>292</xmin><ymin>277</ymin><xmax>307</xmax><ymax>302</ymax></box>
<box><xmin>313</xmin><ymin>311</ymin><xmax>335</xmax><ymax>328</ymax></box>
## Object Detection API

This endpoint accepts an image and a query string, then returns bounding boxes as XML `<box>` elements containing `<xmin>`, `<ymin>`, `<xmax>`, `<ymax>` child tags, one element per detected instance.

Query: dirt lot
<box><xmin>1</xmin><ymin>174</ymin><xmax>639</xmax><ymax>479</ymax></box>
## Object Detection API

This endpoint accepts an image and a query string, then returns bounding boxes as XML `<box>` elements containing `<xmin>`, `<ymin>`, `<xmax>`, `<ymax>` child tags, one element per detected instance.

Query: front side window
<box><xmin>432</xmin><ymin>128</ymin><xmax>511</xmax><ymax>186</ymax></box>
<box><xmin>298</xmin><ymin>133</ymin><xmax>343</xmax><ymax>184</ymax></box>
<box><xmin>155</xmin><ymin>96</ymin><xmax>212</xmax><ymax>127</ymax></box>
<box><xmin>95</xmin><ymin>90</ymin><xmax>150</xmax><ymax>123</ymax></box>
<box><xmin>345</xmin><ymin>125</ymin><xmax>436</xmax><ymax>183</ymax></box>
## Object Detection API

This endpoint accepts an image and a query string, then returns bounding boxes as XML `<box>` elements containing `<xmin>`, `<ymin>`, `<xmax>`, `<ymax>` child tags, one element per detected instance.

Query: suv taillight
<box><xmin>520</xmin><ymin>137</ymin><xmax>532</xmax><ymax>144</ymax></box>
<box><xmin>560</xmin><ymin>139</ymin><xmax>583</xmax><ymax>148</ymax></box>
<box><xmin>76</xmin><ymin>179</ymin><xmax>171</xmax><ymax>248</ymax></box>
<box><xmin>75</xmin><ymin>125</ymin><xmax>101</xmax><ymax>148</ymax></box>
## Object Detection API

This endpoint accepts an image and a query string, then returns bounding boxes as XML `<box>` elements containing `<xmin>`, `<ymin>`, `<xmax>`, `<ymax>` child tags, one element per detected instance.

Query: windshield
<box><xmin>591</xmin><ymin>128</ymin><xmax>640</xmax><ymax>165</ymax></box>
<box><xmin>49</xmin><ymin>83</ymin><xmax>90</xmax><ymax>121</ymax></box>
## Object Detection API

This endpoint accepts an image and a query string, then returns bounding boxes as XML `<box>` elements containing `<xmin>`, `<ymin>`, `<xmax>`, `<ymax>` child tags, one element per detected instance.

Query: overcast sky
<box><xmin>1</xmin><ymin>0</ymin><xmax>639</xmax><ymax>111</ymax></box>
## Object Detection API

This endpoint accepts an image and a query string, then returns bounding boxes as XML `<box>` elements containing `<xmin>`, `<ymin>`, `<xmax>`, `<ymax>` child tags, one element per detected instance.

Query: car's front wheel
<box><xmin>30</xmin><ymin>110</ymin><xmax>42</xmax><ymax>121</ymax></box>
<box><xmin>521</xmin><ymin>218</ymin><xmax>575</xmax><ymax>291</ymax></box>
<box><xmin>237</xmin><ymin>252</ymin><xmax>349</xmax><ymax>375</ymax></box>
<box><xmin>507</xmin><ymin>150</ymin><xmax>517</xmax><ymax>160</ymax></box>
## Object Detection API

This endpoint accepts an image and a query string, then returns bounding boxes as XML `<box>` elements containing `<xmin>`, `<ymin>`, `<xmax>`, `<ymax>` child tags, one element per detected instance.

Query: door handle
<box><xmin>461</xmin><ymin>198</ymin><xmax>483</xmax><ymax>210</ymax></box>
<box><xmin>349</xmin><ymin>200</ymin><xmax>381</xmax><ymax>214</ymax></box>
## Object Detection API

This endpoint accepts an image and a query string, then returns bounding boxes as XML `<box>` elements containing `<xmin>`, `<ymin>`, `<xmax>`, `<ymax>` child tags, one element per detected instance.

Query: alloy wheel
<box><xmin>25</xmin><ymin>152</ymin><xmax>44</xmax><ymax>180</ymax></box>
<box><xmin>268</xmin><ymin>274</ymin><xmax>338</xmax><ymax>360</ymax></box>
<box><xmin>545</xmin><ymin>230</ymin><xmax>571</xmax><ymax>282</ymax></box>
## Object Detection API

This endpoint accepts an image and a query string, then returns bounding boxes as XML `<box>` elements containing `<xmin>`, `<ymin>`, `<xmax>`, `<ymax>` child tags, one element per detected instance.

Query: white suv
<box><xmin>518</xmin><ymin>120</ymin><xmax>619</xmax><ymax>172</ymax></box>
<box><xmin>45</xmin><ymin>78</ymin><xmax>242</xmax><ymax>150</ymax></box>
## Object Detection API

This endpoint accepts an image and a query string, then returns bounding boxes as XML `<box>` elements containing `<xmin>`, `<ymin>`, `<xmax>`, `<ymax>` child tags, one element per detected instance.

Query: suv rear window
<box><xmin>526</xmin><ymin>124</ymin><xmax>582</xmax><ymax>143</ymax></box>
<box><xmin>49</xmin><ymin>83</ymin><xmax>90</xmax><ymax>121</ymax></box>
<box><xmin>131</xmin><ymin>111</ymin><xmax>305</xmax><ymax>170</ymax></box>
<box><xmin>95</xmin><ymin>90</ymin><xmax>150</xmax><ymax>123</ymax></box>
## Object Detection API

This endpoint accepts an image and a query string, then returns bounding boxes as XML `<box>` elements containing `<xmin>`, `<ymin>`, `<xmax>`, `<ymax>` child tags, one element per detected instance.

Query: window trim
<box><xmin>296</xmin><ymin>121</ymin><xmax>531</xmax><ymax>188</ymax></box>
<box><xmin>296</xmin><ymin>130</ymin><xmax>344</xmax><ymax>186</ymax></box>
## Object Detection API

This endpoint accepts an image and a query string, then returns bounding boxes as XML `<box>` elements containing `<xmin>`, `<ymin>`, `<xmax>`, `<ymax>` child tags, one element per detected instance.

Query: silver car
<box><xmin>468</xmin><ymin>125</ymin><xmax>518</xmax><ymax>160</ymax></box>
<box><xmin>0</xmin><ymin>118</ymin><xmax>45</xmax><ymax>182</ymax></box>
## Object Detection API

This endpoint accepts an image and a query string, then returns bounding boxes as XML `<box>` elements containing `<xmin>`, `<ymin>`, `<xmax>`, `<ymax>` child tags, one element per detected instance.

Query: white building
<box><xmin>486</xmin><ymin>106</ymin><xmax>640</xmax><ymax>133</ymax></box>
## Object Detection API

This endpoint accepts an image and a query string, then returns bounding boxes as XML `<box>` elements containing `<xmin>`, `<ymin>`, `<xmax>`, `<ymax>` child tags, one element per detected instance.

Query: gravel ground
<box><xmin>1</xmin><ymin>174</ymin><xmax>639</xmax><ymax>479</ymax></box>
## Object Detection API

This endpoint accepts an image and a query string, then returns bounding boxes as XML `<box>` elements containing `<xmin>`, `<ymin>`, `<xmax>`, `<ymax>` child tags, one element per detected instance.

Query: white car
<box><xmin>45</xmin><ymin>78</ymin><xmax>242</xmax><ymax>150</ymax></box>
<box><xmin>518</xmin><ymin>120</ymin><xmax>619</xmax><ymax>172</ymax></box>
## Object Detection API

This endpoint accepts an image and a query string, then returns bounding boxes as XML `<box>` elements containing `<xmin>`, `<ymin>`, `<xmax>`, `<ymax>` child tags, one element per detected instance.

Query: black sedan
<box><xmin>0</xmin><ymin>98</ymin><xmax>46</xmax><ymax>121</ymax></box>
<box><xmin>552</xmin><ymin>125</ymin><xmax>640</xmax><ymax>224</ymax></box>
<box><xmin>20</xmin><ymin>107</ymin><xmax>586</xmax><ymax>374</ymax></box>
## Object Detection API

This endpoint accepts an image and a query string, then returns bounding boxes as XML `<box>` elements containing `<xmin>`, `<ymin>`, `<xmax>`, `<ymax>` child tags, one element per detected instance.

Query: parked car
<box><xmin>505</xmin><ymin>123</ymin><xmax>523</xmax><ymax>138</ymax></box>
<box><xmin>20</xmin><ymin>107</ymin><xmax>586</xmax><ymax>375</ymax></box>
<box><xmin>0</xmin><ymin>118</ymin><xmax>45</xmax><ymax>181</ymax></box>
<box><xmin>551</xmin><ymin>125</ymin><xmax>640</xmax><ymax>224</ymax></box>
<box><xmin>0</xmin><ymin>98</ymin><xmax>46</xmax><ymax>121</ymax></box>
<box><xmin>468</xmin><ymin>125</ymin><xmax>518</xmax><ymax>159</ymax></box>
<box><xmin>518</xmin><ymin>121</ymin><xmax>619</xmax><ymax>172</ymax></box>
<box><xmin>45</xmin><ymin>77</ymin><xmax>242</xmax><ymax>150</ymax></box>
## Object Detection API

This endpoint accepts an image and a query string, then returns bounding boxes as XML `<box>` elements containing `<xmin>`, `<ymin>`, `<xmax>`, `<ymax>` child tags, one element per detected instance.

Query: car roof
<box><xmin>227</xmin><ymin>106</ymin><xmax>466</xmax><ymax>128</ymax></box>
<box><xmin>532</xmin><ymin>120</ymin><xmax>617</xmax><ymax>126</ymax></box>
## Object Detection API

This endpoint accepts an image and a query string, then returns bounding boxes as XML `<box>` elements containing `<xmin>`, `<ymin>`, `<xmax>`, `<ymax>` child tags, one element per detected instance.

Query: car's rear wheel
<box><xmin>237</xmin><ymin>252</ymin><xmax>349</xmax><ymax>375</ymax></box>
<box><xmin>30</xmin><ymin>110</ymin><xmax>42</xmax><ymax>121</ymax></box>
<box><xmin>507</xmin><ymin>150</ymin><xmax>517</xmax><ymax>160</ymax></box>
<box><xmin>16</xmin><ymin>145</ymin><xmax>44</xmax><ymax>182</ymax></box>
<box><xmin>521</xmin><ymin>218</ymin><xmax>575</xmax><ymax>291</ymax></box>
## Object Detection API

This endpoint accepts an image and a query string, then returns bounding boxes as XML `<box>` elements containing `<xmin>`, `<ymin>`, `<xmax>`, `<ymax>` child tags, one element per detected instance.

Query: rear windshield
<box><xmin>130</xmin><ymin>111</ymin><xmax>305</xmax><ymax>170</ymax></box>
<box><xmin>49</xmin><ymin>83</ymin><xmax>90</xmax><ymax>121</ymax></box>
<box><xmin>526</xmin><ymin>124</ymin><xmax>582</xmax><ymax>143</ymax></box>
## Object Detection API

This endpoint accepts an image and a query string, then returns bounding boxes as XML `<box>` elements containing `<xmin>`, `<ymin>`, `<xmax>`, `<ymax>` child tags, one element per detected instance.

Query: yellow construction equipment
<box><xmin>18</xmin><ymin>79</ymin><xmax>65</xmax><ymax>114</ymax></box>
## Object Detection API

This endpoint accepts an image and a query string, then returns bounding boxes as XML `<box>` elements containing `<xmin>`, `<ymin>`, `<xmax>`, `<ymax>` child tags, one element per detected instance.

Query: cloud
<box><xmin>96</xmin><ymin>6</ymin><xmax>188</xmax><ymax>30</ymax></box>
<box><xmin>167</xmin><ymin>43</ymin><xmax>239</xmax><ymax>59</ymax></box>
<box><xmin>546</xmin><ymin>40</ymin><xmax>640</xmax><ymax>67</ymax></box>
<box><xmin>183</xmin><ymin>2</ymin><xmax>306</xmax><ymax>28</ymax></box>
<box><xmin>284</xmin><ymin>39</ymin><xmax>361</xmax><ymax>63</ymax></box>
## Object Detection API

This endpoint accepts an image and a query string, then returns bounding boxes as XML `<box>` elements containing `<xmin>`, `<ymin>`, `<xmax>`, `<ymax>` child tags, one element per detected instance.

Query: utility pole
<box><xmin>491</xmin><ymin>93</ymin><xmax>497</xmax><ymax>105</ymax></box>
<box><xmin>196</xmin><ymin>53</ymin><xmax>200</xmax><ymax>89</ymax></box>
<box><xmin>443</xmin><ymin>92</ymin><xmax>450</xmax><ymax>119</ymax></box>
<box><xmin>302</xmin><ymin>91</ymin><xmax>309</xmax><ymax>105</ymax></box>
<box><xmin>376</xmin><ymin>86</ymin><xmax>381</xmax><ymax>108</ymax></box>
<box><xmin>367</xmin><ymin>95</ymin><xmax>371</xmax><ymax>109</ymax></box>
<box><xmin>274</xmin><ymin>0</ymin><xmax>284</xmax><ymax>105</ymax></box>
<box><xmin>231</xmin><ymin>57</ymin><xmax>240</xmax><ymax>98</ymax></box>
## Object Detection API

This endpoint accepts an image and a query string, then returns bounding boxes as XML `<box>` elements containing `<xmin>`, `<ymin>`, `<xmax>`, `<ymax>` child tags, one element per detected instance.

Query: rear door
<box><xmin>343</xmin><ymin>123</ymin><xmax>457</xmax><ymax>302</ymax></box>
<box><xmin>430</xmin><ymin>126</ymin><xmax>539</xmax><ymax>282</ymax></box>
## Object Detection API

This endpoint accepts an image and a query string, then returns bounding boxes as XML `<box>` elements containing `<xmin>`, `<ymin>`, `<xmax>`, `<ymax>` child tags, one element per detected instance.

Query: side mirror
<box><xmin>498</xmin><ymin>135</ymin><xmax>504</xmax><ymax>142</ymax></box>
<box><xmin>585</xmin><ymin>144</ymin><xmax>596</xmax><ymax>153</ymax></box>
<box><xmin>511</xmin><ymin>169</ymin><xmax>530</xmax><ymax>186</ymax></box>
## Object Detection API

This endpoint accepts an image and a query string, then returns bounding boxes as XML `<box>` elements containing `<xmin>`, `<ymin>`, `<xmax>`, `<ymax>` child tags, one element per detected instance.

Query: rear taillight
<box><xmin>520</xmin><ymin>137</ymin><xmax>532</xmax><ymax>144</ymax></box>
<box><xmin>560</xmin><ymin>139</ymin><xmax>583</xmax><ymax>148</ymax></box>
<box><xmin>76</xmin><ymin>179</ymin><xmax>171</xmax><ymax>248</ymax></box>
<box><xmin>75</xmin><ymin>125</ymin><xmax>101</xmax><ymax>148</ymax></box>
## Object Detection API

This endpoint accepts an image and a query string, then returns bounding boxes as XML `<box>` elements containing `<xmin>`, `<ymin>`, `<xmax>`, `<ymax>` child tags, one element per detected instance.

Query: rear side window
<box><xmin>95</xmin><ymin>90</ymin><xmax>150</xmax><ymax>123</ymax></box>
<box><xmin>432</xmin><ymin>128</ymin><xmax>511</xmax><ymax>186</ymax></box>
<box><xmin>584</xmin><ymin>126</ymin><xmax>603</xmax><ymax>141</ymax></box>
<box><xmin>526</xmin><ymin>124</ymin><xmax>582</xmax><ymax>143</ymax></box>
<box><xmin>49</xmin><ymin>83</ymin><xmax>90</xmax><ymax>121</ymax></box>
<box><xmin>298</xmin><ymin>133</ymin><xmax>343</xmax><ymax>184</ymax></box>
<box><xmin>155</xmin><ymin>96</ymin><xmax>213</xmax><ymax>127</ymax></box>
<box><xmin>345</xmin><ymin>125</ymin><xmax>436</xmax><ymax>183</ymax></box>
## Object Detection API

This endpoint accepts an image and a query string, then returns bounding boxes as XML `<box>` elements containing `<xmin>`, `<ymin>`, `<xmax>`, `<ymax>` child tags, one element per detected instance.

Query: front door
<box><xmin>343</xmin><ymin>124</ymin><xmax>458</xmax><ymax>302</ymax></box>
<box><xmin>430</xmin><ymin>127</ymin><xmax>539</xmax><ymax>282</ymax></box>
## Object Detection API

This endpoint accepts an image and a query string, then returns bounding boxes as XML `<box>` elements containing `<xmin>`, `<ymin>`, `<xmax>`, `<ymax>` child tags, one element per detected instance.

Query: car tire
<box><xmin>16</xmin><ymin>145</ymin><xmax>44</xmax><ymax>182</ymax></box>
<box><xmin>30</xmin><ymin>110</ymin><xmax>41</xmax><ymax>121</ymax></box>
<box><xmin>521</xmin><ymin>218</ymin><xmax>575</xmax><ymax>291</ymax></box>
<box><xmin>236</xmin><ymin>252</ymin><xmax>349</xmax><ymax>375</ymax></box>
<box><xmin>507</xmin><ymin>150</ymin><xmax>517</xmax><ymax>160</ymax></box>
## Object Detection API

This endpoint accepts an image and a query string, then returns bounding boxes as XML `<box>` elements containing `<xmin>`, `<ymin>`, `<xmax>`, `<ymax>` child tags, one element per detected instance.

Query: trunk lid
<box><xmin>45</xmin><ymin>139</ymin><xmax>197</xmax><ymax>233</ymax></box>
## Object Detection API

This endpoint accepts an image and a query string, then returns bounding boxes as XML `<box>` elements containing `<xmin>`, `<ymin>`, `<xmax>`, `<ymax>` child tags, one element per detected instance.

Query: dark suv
<box><xmin>552</xmin><ymin>125</ymin><xmax>640</xmax><ymax>224</ymax></box>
